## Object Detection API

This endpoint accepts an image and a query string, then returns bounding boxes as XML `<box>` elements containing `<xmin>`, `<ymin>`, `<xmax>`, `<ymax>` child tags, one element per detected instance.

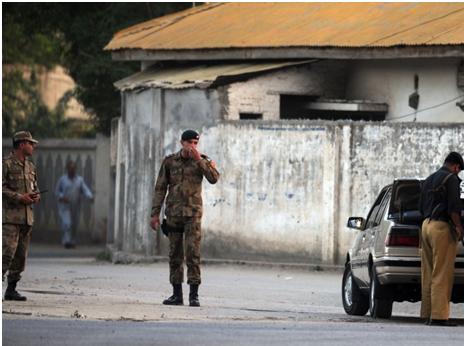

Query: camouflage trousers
<box><xmin>2</xmin><ymin>224</ymin><xmax>32</xmax><ymax>284</ymax></box>
<box><xmin>167</xmin><ymin>216</ymin><xmax>202</xmax><ymax>285</ymax></box>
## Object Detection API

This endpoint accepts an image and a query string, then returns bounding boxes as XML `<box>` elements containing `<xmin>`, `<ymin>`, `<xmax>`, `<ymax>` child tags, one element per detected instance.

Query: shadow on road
<box><xmin>389</xmin><ymin>315</ymin><xmax>464</xmax><ymax>326</ymax></box>
<box><xmin>28</xmin><ymin>243</ymin><xmax>106</xmax><ymax>259</ymax></box>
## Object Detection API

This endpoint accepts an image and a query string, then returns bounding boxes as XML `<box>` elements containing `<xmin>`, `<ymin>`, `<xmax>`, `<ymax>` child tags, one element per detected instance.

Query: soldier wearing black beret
<box><xmin>150</xmin><ymin>129</ymin><xmax>220</xmax><ymax>307</ymax></box>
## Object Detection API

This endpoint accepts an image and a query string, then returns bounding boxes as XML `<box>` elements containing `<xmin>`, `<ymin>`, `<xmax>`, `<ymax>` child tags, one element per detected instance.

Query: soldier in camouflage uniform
<box><xmin>150</xmin><ymin>130</ymin><xmax>220</xmax><ymax>307</ymax></box>
<box><xmin>3</xmin><ymin>131</ymin><xmax>40</xmax><ymax>301</ymax></box>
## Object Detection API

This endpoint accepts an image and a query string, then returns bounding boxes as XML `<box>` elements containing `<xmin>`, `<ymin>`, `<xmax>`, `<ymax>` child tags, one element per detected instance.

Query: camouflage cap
<box><xmin>13</xmin><ymin>131</ymin><xmax>39</xmax><ymax>144</ymax></box>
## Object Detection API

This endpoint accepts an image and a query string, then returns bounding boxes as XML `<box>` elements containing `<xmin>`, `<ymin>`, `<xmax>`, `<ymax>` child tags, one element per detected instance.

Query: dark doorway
<box><xmin>280</xmin><ymin>95</ymin><xmax>387</xmax><ymax>121</ymax></box>
<box><xmin>240</xmin><ymin>113</ymin><xmax>263</xmax><ymax>120</ymax></box>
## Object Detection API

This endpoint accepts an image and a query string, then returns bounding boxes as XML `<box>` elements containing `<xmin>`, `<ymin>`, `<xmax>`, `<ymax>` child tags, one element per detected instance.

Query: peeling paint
<box><xmin>112</xmin><ymin>87</ymin><xmax>464</xmax><ymax>264</ymax></box>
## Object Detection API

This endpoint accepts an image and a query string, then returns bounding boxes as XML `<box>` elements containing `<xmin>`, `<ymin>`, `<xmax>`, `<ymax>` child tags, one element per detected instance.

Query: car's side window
<box><xmin>374</xmin><ymin>189</ymin><xmax>391</xmax><ymax>226</ymax></box>
<box><xmin>365</xmin><ymin>189</ymin><xmax>388</xmax><ymax>230</ymax></box>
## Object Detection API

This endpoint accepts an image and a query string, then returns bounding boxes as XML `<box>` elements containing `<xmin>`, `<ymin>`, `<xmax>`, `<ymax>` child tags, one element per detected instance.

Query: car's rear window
<box><xmin>388</xmin><ymin>180</ymin><xmax>422</xmax><ymax>224</ymax></box>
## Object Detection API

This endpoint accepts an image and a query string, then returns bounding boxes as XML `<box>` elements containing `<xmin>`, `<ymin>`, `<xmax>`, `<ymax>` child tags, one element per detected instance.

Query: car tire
<box><xmin>342</xmin><ymin>263</ymin><xmax>369</xmax><ymax>316</ymax></box>
<box><xmin>369</xmin><ymin>267</ymin><xmax>393</xmax><ymax>319</ymax></box>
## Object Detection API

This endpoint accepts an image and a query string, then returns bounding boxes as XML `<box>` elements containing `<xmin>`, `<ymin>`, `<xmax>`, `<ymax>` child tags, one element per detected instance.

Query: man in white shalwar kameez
<box><xmin>55</xmin><ymin>161</ymin><xmax>93</xmax><ymax>248</ymax></box>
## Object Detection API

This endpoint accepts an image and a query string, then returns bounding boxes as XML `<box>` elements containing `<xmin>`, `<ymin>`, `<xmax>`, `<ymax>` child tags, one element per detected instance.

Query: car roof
<box><xmin>381</xmin><ymin>178</ymin><xmax>423</xmax><ymax>192</ymax></box>
<box><xmin>393</xmin><ymin>177</ymin><xmax>424</xmax><ymax>182</ymax></box>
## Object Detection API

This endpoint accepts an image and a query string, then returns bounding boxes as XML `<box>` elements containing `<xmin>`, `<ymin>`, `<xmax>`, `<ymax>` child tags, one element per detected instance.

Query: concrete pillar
<box><xmin>93</xmin><ymin>133</ymin><xmax>111</xmax><ymax>243</ymax></box>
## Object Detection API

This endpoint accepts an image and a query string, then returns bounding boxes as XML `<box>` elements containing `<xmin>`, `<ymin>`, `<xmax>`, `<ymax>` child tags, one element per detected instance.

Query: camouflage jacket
<box><xmin>151</xmin><ymin>150</ymin><xmax>220</xmax><ymax>218</ymax></box>
<box><xmin>2</xmin><ymin>152</ymin><xmax>38</xmax><ymax>225</ymax></box>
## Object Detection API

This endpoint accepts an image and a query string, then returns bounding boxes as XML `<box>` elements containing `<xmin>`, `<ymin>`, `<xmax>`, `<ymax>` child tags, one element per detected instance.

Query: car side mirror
<box><xmin>347</xmin><ymin>217</ymin><xmax>365</xmax><ymax>230</ymax></box>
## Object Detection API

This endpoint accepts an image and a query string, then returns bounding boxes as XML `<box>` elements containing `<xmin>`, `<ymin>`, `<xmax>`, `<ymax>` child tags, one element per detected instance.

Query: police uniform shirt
<box><xmin>420</xmin><ymin>166</ymin><xmax>462</xmax><ymax>220</ymax></box>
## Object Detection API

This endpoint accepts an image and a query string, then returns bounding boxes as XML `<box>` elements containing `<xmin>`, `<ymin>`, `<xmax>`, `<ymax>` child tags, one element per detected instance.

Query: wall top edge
<box><xmin>2</xmin><ymin>138</ymin><xmax>97</xmax><ymax>150</ymax></box>
<box><xmin>218</xmin><ymin>120</ymin><xmax>464</xmax><ymax>128</ymax></box>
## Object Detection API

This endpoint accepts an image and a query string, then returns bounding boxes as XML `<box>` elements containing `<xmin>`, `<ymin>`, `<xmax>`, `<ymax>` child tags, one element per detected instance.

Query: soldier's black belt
<box><xmin>429</xmin><ymin>216</ymin><xmax>450</xmax><ymax>223</ymax></box>
<box><xmin>161</xmin><ymin>219</ymin><xmax>184</xmax><ymax>237</ymax></box>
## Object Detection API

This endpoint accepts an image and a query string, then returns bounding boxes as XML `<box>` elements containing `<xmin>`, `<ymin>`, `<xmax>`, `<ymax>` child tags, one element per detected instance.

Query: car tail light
<box><xmin>385</xmin><ymin>226</ymin><xmax>419</xmax><ymax>247</ymax></box>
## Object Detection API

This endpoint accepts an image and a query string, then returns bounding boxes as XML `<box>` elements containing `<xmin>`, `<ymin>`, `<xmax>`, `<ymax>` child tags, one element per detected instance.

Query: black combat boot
<box><xmin>4</xmin><ymin>281</ymin><xmax>27</xmax><ymax>301</ymax></box>
<box><xmin>189</xmin><ymin>284</ymin><xmax>200</xmax><ymax>307</ymax></box>
<box><xmin>162</xmin><ymin>284</ymin><xmax>183</xmax><ymax>305</ymax></box>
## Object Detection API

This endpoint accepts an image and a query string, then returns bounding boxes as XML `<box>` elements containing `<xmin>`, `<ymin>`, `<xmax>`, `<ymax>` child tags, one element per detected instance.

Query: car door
<box><xmin>368</xmin><ymin>188</ymin><xmax>391</xmax><ymax>259</ymax></box>
<box><xmin>357</xmin><ymin>188</ymin><xmax>389</xmax><ymax>286</ymax></box>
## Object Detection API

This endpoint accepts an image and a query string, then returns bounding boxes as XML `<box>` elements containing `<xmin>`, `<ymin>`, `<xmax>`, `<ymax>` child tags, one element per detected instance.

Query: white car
<box><xmin>341</xmin><ymin>178</ymin><xmax>464</xmax><ymax>318</ymax></box>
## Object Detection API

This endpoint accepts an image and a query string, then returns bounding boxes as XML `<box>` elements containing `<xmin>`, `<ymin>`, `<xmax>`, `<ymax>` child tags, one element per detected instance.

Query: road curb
<box><xmin>106</xmin><ymin>245</ymin><xmax>343</xmax><ymax>272</ymax></box>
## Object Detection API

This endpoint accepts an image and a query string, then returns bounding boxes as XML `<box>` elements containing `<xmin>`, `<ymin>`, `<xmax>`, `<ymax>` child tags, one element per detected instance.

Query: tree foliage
<box><xmin>3</xmin><ymin>3</ymin><xmax>192</xmax><ymax>137</ymax></box>
<box><xmin>2</xmin><ymin>68</ymin><xmax>74</xmax><ymax>138</ymax></box>
<box><xmin>3</xmin><ymin>4</ymin><xmax>69</xmax><ymax>138</ymax></box>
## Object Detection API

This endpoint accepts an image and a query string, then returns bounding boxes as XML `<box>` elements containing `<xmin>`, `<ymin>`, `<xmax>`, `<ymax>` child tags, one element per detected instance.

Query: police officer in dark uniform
<box><xmin>419</xmin><ymin>152</ymin><xmax>463</xmax><ymax>326</ymax></box>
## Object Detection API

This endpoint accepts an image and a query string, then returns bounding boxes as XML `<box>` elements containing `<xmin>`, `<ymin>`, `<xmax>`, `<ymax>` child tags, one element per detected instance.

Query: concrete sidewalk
<box><xmin>28</xmin><ymin>243</ymin><xmax>106</xmax><ymax>258</ymax></box>
<box><xmin>107</xmin><ymin>244</ymin><xmax>344</xmax><ymax>272</ymax></box>
<box><xmin>3</xmin><ymin>246</ymin><xmax>464</xmax><ymax>324</ymax></box>
<box><xmin>3</xmin><ymin>254</ymin><xmax>347</xmax><ymax>323</ymax></box>
<box><xmin>29</xmin><ymin>243</ymin><xmax>344</xmax><ymax>271</ymax></box>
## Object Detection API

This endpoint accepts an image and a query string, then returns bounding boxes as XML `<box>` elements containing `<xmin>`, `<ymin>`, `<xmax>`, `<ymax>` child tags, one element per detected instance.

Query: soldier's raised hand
<box><xmin>188</xmin><ymin>146</ymin><xmax>202</xmax><ymax>161</ymax></box>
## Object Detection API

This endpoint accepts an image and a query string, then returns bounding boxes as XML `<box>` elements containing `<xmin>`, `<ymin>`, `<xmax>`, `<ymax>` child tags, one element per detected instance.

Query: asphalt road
<box><xmin>2</xmin><ymin>245</ymin><xmax>464</xmax><ymax>345</ymax></box>
<box><xmin>3</xmin><ymin>318</ymin><xmax>464</xmax><ymax>346</ymax></box>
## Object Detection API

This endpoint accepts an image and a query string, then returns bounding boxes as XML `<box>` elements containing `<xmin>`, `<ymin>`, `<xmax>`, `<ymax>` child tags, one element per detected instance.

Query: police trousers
<box><xmin>420</xmin><ymin>218</ymin><xmax>458</xmax><ymax>320</ymax></box>
<box><xmin>167</xmin><ymin>216</ymin><xmax>202</xmax><ymax>285</ymax></box>
<box><xmin>2</xmin><ymin>224</ymin><xmax>32</xmax><ymax>284</ymax></box>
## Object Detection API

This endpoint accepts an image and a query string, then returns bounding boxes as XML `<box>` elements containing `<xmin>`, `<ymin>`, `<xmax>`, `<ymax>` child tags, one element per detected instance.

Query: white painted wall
<box><xmin>200</xmin><ymin>122</ymin><xmax>464</xmax><ymax>264</ymax></box>
<box><xmin>225</xmin><ymin>61</ymin><xmax>348</xmax><ymax>120</ymax></box>
<box><xmin>111</xmin><ymin>57</ymin><xmax>464</xmax><ymax>263</ymax></box>
<box><xmin>200</xmin><ymin>123</ymin><xmax>339</xmax><ymax>262</ymax></box>
<box><xmin>114</xmin><ymin>89</ymin><xmax>160</xmax><ymax>255</ymax></box>
<box><xmin>346</xmin><ymin>58</ymin><xmax>464</xmax><ymax>122</ymax></box>
<box><xmin>112</xmin><ymin>88</ymin><xmax>464</xmax><ymax>264</ymax></box>
<box><xmin>112</xmin><ymin>88</ymin><xmax>222</xmax><ymax>256</ymax></box>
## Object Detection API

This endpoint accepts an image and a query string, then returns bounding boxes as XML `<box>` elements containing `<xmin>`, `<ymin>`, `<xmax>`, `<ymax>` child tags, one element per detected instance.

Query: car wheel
<box><xmin>342</xmin><ymin>263</ymin><xmax>369</xmax><ymax>316</ymax></box>
<box><xmin>369</xmin><ymin>267</ymin><xmax>393</xmax><ymax>319</ymax></box>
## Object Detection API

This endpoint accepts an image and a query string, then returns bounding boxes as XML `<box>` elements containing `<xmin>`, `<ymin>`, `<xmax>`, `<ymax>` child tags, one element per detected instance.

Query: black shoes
<box><xmin>189</xmin><ymin>284</ymin><xmax>200</xmax><ymax>307</ymax></box>
<box><xmin>428</xmin><ymin>319</ymin><xmax>457</xmax><ymax>327</ymax></box>
<box><xmin>4</xmin><ymin>282</ymin><xmax>27</xmax><ymax>301</ymax></box>
<box><xmin>162</xmin><ymin>294</ymin><xmax>184</xmax><ymax>305</ymax></box>
<box><xmin>163</xmin><ymin>284</ymin><xmax>184</xmax><ymax>305</ymax></box>
<box><xmin>162</xmin><ymin>284</ymin><xmax>201</xmax><ymax>307</ymax></box>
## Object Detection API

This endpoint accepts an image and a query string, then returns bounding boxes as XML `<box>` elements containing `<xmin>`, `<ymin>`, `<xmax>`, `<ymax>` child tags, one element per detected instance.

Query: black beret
<box><xmin>445</xmin><ymin>151</ymin><xmax>464</xmax><ymax>170</ymax></box>
<box><xmin>181</xmin><ymin>130</ymin><xmax>200</xmax><ymax>141</ymax></box>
